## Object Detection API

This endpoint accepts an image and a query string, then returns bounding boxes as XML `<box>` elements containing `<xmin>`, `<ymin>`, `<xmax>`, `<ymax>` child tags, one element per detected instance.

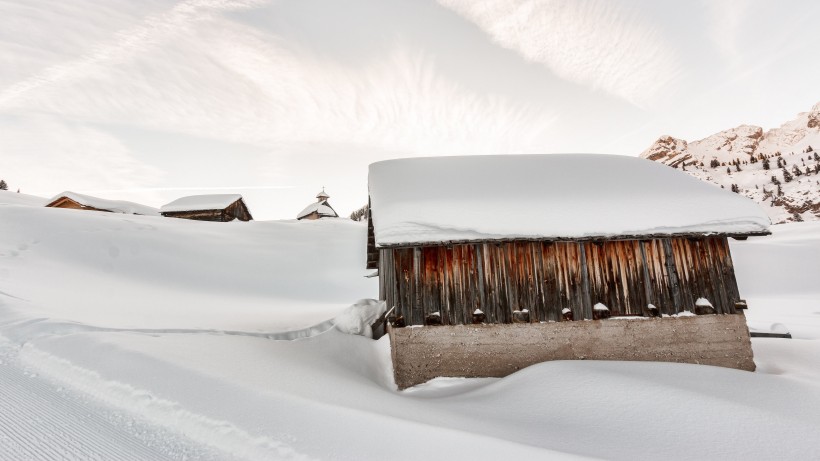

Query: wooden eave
<box><xmin>161</xmin><ymin>199</ymin><xmax>252</xmax><ymax>218</ymax></box>
<box><xmin>45</xmin><ymin>196</ymin><xmax>112</xmax><ymax>213</ymax></box>
<box><xmin>373</xmin><ymin>230</ymin><xmax>772</xmax><ymax>250</ymax></box>
<box><xmin>161</xmin><ymin>209</ymin><xmax>223</xmax><ymax>215</ymax></box>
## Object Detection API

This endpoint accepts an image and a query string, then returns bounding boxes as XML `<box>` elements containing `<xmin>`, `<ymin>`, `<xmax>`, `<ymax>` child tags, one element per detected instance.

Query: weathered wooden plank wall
<box><xmin>366</xmin><ymin>203</ymin><xmax>379</xmax><ymax>269</ymax></box>
<box><xmin>379</xmin><ymin>237</ymin><xmax>740</xmax><ymax>325</ymax></box>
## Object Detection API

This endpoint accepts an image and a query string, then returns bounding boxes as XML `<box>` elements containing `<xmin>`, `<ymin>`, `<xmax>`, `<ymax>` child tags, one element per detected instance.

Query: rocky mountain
<box><xmin>641</xmin><ymin>103</ymin><xmax>820</xmax><ymax>224</ymax></box>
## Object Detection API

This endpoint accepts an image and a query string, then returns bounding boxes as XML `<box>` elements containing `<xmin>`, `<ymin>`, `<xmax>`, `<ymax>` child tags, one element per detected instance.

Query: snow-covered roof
<box><xmin>297</xmin><ymin>200</ymin><xmax>338</xmax><ymax>219</ymax></box>
<box><xmin>47</xmin><ymin>191</ymin><xmax>160</xmax><ymax>216</ymax></box>
<box><xmin>368</xmin><ymin>154</ymin><xmax>771</xmax><ymax>246</ymax></box>
<box><xmin>160</xmin><ymin>194</ymin><xmax>244</xmax><ymax>213</ymax></box>
<box><xmin>316</xmin><ymin>189</ymin><xmax>330</xmax><ymax>199</ymax></box>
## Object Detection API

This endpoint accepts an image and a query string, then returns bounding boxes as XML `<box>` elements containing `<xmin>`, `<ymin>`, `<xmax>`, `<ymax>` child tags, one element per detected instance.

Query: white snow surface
<box><xmin>0</xmin><ymin>190</ymin><xmax>47</xmax><ymax>207</ymax></box>
<box><xmin>368</xmin><ymin>154</ymin><xmax>770</xmax><ymax>246</ymax></box>
<box><xmin>160</xmin><ymin>194</ymin><xmax>244</xmax><ymax>213</ymax></box>
<box><xmin>333</xmin><ymin>299</ymin><xmax>387</xmax><ymax>338</ymax></box>
<box><xmin>48</xmin><ymin>191</ymin><xmax>160</xmax><ymax>216</ymax></box>
<box><xmin>695</xmin><ymin>298</ymin><xmax>713</xmax><ymax>307</ymax></box>
<box><xmin>0</xmin><ymin>203</ymin><xmax>818</xmax><ymax>460</ymax></box>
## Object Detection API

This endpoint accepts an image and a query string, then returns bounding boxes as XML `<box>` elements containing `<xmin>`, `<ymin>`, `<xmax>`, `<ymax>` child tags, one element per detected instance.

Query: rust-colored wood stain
<box><xmin>379</xmin><ymin>237</ymin><xmax>741</xmax><ymax>324</ymax></box>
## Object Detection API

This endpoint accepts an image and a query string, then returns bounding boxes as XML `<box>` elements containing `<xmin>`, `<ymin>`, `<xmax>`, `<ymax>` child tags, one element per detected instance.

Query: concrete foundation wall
<box><xmin>389</xmin><ymin>314</ymin><xmax>755</xmax><ymax>389</ymax></box>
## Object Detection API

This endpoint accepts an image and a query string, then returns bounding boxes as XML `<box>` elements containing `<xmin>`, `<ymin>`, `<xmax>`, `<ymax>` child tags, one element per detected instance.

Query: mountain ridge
<box><xmin>640</xmin><ymin>103</ymin><xmax>820</xmax><ymax>223</ymax></box>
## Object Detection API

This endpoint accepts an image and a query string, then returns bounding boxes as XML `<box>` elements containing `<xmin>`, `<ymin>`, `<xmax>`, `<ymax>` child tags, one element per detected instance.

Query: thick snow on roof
<box><xmin>297</xmin><ymin>200</ymin><xmax>338</xmax><ymax>219</ymax></box>
<box><xmin>369</xmin><ymin>154</ymin><xmax>771</xmax><ymax>246</ymax></box>
<box><xmin>160</xmin><ymin>194</ymin><xmax>243</xmax><ymax>213</ymax></box>
<box><xmin>48</xmin><ymin>191</ymin><xmax>159</xmax><ymax>216</ymax></box>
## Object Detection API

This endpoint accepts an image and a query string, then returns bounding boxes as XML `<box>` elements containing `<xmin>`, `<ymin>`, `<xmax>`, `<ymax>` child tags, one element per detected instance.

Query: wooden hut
<box><xmin>367</xmin><ymin>154</ymin><xmax>771</xmax><ymax>388</ymax></box>
<box><xmin>160</xmin><ymin>194</ymin><xmax>253</xmax><ymax>222</ymax></box>
<box><xmin>46</xmin><ymin>191</ymin><xmax>159</xmax><ymax>216</ymax></box>
<box><xmin>297</xmin><ymin>189</ymin><xmax>339</xmax><ymax>220</ymax></box>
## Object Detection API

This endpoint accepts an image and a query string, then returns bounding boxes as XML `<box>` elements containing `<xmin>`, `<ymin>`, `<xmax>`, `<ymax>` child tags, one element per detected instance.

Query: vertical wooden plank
<box><xmin>474</xmin><ymin>244</ymin><xmax>488</xmax><ymax>322</ymax></box>
<box><xmin>719</xmin><ymin>237</ymin><xmax>742</xmax><ymax>310</ymax></box>
<box><xmin>639</xmin><ymin>241</ymin><xmax>653</xmax><ymax>314</ymax></box>
<box><xmin>530</xmin><ymin>242</ymin><xmax>548</xmax><ymax>322</ymax></box>
<box><xmin>578</xmin><ymin>243</ymin><xmax>592</xmax><ymax>319</ymax></box>
<box><xmin>662</xmin><ymin>239</ymin><xmax>682</xmax><ymax>313</ymax></box>
<box><xmin>438</xmin><ymin>246</ymin><xmax>450</xmax><ymax>324</ymax></box>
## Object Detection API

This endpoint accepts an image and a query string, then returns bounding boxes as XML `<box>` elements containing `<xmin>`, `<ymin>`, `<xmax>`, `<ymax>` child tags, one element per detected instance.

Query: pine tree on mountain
<box><xmin>807</xmin><ymin>167</ymin><xmax>812</xmax><ymax>176</ymax></box>
<box><xmin>777</xmin><ymin>184</ymin><xmax>783</xmax><ymax>196</ymax></box>
<box><xmin>792</xmin><ymin>164</ymin><xmax>802</xmax><ymax>177</ymax></box>
<box><xmin>710</xmin><ymin>159</ymin><xmax>720</xmax><ymax>168</ymax></box>
<box><xmin>726</xmin><ymin>167</ymin><xmax>731</xmax><ymax>175</ymax></box>
<box><xmin>735</xmin><ymin>163</ymin><xmax>741</xmax><ymax>172</ymax></box>
<box><xmin>814</xmin><ymin>152</ymin><xmax>820</xmax><ymax>162</ymax></box>
<box><xmin>782</xmin><ymin>167</ymin><xmax>793</xmax><ymax>183</ymax></box>
<box><xmin>0</xmin><ymin>179</ymin><xmax>7</xmax><ymax>190</ymax></box>
<box><xmin>730</xmin><ymin>184</ymin><xmax>740</xmax><ymax>193</ymax></box>
<box><xmin>762</xmin><ymin>157</ymin><xmax>770</xmax><ymax>170</ymax></box>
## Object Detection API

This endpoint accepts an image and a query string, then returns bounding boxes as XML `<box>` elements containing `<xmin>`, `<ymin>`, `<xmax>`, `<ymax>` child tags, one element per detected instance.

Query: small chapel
<box><xmin>297</xmin><ymin>188</ymin><xmax>339</xmax><ymax>220</ymax></box>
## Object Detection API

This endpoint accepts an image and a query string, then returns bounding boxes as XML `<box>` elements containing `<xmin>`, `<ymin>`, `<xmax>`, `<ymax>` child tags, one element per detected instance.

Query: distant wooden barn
<box><xmin>46</xmin><ymin>192</ymin><xmax>159</xmax><ymax>216</ymax></box>
<box><xmin>297</xmin><ymin>189</ymin><xmax>339</xmax><ymax>220</ymax></box>
<box><xmin>367</xmin><ymin>154</ymin><xmax>772</xmax><ymax>388</ymax></box>
<box><xmin>160</xmin><ymin>194</ymin><xmax>253</xmax><ymax>222</ymax></box>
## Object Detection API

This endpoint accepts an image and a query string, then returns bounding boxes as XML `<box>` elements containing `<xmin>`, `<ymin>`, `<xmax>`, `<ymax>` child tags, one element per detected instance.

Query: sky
<box><xmin>2</xmin><ymin>0</ymin><xmax>820</xmax><ymax>220</ymax></box>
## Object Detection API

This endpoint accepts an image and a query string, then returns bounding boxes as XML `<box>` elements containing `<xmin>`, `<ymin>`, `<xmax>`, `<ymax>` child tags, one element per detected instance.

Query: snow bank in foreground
<box><xmin>0</xmin><ymin>205</ymin><xmax>376</xmax><ymax>331</ymax></box>
<box><xmin>0</xmin><ymin>201</ymin><xmax>818</xmax><ymax>460</ymax></box>
<box><xmin>333</xmin><ymin>299</ymin><xmax>387</xmax><ymax>338</ymax></box>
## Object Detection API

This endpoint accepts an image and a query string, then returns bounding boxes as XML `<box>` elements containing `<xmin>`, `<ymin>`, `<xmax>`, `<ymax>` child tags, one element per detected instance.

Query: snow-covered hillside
<box><xmin>641</xmin><ymin>103</ymin><xmax>820</xmax><ymax>223</ymax></box>
<box><xmin>0</xmin><ymin>190</ymin><xmax>47</xmax><ymax>207</ymax></box>
<box><xmin>0</xmin><ymin>201</ymin><xmax>819</xmax><ymax>459</ymax></box>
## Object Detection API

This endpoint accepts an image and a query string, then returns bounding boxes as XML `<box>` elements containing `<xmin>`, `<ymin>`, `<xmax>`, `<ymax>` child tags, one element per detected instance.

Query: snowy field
<box><xmin>1</xmin><ymin>192</ymin><xmax>819</xmax><ymax>460</ymax></box>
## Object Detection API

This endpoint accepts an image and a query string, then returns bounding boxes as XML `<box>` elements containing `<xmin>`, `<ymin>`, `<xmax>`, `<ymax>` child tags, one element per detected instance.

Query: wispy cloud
<box><xmin>702</xmin><ymin>0</ymin><xmax>748</xmax><ymax>59</ymax></box>
<box><xmin>436</xmin><ymin>0</ymin><xmax>683</xmax><ymax>107</ymax></box>
<box><xmin>1</xmin><ymin>116</ymin><xmax>164</xmax><ymax>198</ymax></box>
<box><xmin>6</xmin><ymin>13</ymin><xmax>556</xmax><ymax>156</ymax></box>
<box><xmin>0</xmin><ymin>0</ymin><xmax>267</xmax><ymax>109</ymax></box>
<box><xmin>82</xmin><ymin>185</ymin><xmax>295</xmax><ymax>193</ymax></box>
<box><xmin>0</xmin><ymin>0</ymin><xmax>558</xmax><ymax>212</ymax></box>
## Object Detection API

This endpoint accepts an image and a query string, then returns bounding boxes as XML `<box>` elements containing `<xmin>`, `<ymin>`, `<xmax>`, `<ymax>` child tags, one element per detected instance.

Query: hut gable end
<box><xmin>160</xmin><ymin>194</ymin><xmax>252</xmax><ymax>222</ymax></box>
<box><xmin>46</xmin><ymin>192</ymin><xmax>160</xmax><ymax>216</ymax></box>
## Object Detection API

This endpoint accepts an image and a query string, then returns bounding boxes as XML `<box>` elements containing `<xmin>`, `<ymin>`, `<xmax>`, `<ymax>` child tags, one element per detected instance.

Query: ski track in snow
<box><xmin>0</xmin><ymin>339</ymin><xmax>225</xmax><ymax>461</ymax></box>
<box><xmin>0</xmin><ymin>313</ymin><xmax>333</xmax><ymax>461</ymax></box>
<box><xmin>1</xmin><ymin>316</ymin><xmax>338</xmax><ymax>344</ymax></box>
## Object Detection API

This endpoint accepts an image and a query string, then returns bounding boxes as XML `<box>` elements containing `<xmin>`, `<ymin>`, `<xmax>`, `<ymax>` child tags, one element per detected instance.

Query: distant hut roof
<box><xmin>316</xmin><ymin>189</ymin><xmax>330</xmax><ymax>200</ymax></box>
<box><xmin>160</xmin><ymin>194</ymin><xmax>245</xmax><ymax>213</ymax></box>
<box><xmin>46</xmin><ymin>191</ymin><xmax>160</xmax><ymax>216</ymax></box>
<box><xmin>368</xmin><ymin>154</ymin><xmax>771</xmax><ymax>247</ymax></box>
<box><xmin>297</xmin><ymin>201</ymin><xmax>338</xmax><ymax>220</ymax></box>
